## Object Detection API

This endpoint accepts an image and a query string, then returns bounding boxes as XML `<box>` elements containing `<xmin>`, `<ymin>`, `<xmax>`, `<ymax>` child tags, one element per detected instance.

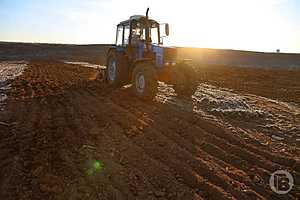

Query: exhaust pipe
<box><xmin>146</xmin><ymin>7</ymin><xmax>149</xmax><ymax>19</ymax></box>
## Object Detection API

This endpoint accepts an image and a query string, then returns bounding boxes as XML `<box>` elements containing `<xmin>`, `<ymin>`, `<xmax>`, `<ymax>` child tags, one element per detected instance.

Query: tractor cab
<box><xmin>114</xmin><ymin>12</ymin><xmax>170</xmax><ymax>66</ymax></box>
<box><xmin>105</xmin><ymin>8</ymin><xmax>197</xmax><ymax>100</ymax></box>
<box><xmin>115</xmin><ymin>14</ymin><xmax>168</xmax><ymax>47</ymax></box>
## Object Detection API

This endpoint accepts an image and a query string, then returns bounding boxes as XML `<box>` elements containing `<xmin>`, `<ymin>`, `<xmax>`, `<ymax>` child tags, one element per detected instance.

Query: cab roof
<box><xmin>118</xmin><ymin>15</ymin><xmax>159</xmax><ymax>26</ymax></box>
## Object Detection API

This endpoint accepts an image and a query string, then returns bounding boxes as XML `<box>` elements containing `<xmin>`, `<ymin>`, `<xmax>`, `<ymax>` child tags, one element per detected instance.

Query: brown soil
<box><xmin>196</xmin><ymin>64</ymin><xmax>300</xmax><ymax>104</ymax></box>
<box><xmin>0</xmin><ymin>60</ymin><xmax>299</xmax><ymax>200</ymax></box>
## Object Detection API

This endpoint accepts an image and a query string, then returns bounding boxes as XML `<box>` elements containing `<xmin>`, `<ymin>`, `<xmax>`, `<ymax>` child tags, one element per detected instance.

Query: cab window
<box><xmin>116</xmin><ymin>25</ymin><xmax>123</xmax><ymax>46</ymax></box>
<box><xmin>123</xmin><ymin>25</ymin><xmax>130</xmax><ymax>46</ymax></box>
<box><xmin>151</xmin><ymin>26</ymin><xmax>159</xmax><ymax>44</ymax></box>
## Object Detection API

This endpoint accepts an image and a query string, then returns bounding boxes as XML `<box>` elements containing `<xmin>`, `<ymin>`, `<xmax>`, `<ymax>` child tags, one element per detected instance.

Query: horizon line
<box><xmin>1</xmin><ymin>40</ymin><xmax>300</xmax><ymax>55</ymax></box>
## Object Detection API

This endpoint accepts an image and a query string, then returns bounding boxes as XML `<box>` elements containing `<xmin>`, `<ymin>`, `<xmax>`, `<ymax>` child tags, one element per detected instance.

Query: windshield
<box><xmin>131</xmin><ymin>21</ymin><xmax>160</xmax><ymax>44</ymax></box>
<box><xmin>132</xmin><ymin>22</ymin><xmax>146</xmax><ymax>41</ymax></box>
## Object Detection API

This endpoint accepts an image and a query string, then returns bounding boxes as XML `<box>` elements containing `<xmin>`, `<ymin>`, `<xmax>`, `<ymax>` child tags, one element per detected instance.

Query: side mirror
<box><xmin>160</xmin><ymin>23</ymin><xmax>169</xmax><ymax>37</ymax></box>
<box><xmin>165</xmin><ymin>23</ymin><xmax>169</xmax><ymax>36</ymax></box>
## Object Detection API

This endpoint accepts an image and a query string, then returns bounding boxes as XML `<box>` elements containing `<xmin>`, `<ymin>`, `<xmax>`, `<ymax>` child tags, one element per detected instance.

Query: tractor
<box><xmin>105</xmin><ymin>8</ymin><xmax>197</xmax><ymax>100</ymax></box>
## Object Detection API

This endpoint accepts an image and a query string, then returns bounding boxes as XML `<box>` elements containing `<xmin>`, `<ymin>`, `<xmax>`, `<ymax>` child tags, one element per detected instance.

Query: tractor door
<box><xmin>112</xmin><ymin>24</ymin><xmax>129</xmax><ymax>83</ymax></box>
<box><xmin>116</xmin><ymin>24</ymin><xmax>130</xmax><ymax>48</ymax></box>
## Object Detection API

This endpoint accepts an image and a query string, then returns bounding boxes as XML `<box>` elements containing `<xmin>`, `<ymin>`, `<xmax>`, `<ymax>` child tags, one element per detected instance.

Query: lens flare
<box><xmin>86</xmin><ymin>159</ymin><xmax>103</xmax><ymax>175</ymax></box>
<box><xmin>93</xmin><ymin>160</ymin><xmax>102</xmax><ymax>171</ymax></box>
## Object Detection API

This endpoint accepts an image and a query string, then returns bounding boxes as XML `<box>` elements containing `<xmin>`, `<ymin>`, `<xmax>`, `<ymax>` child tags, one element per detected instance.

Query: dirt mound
<box><xmin>0</xmin><ymin>60</ymin><xmax>299</xmax><ymax>199</ymax></box>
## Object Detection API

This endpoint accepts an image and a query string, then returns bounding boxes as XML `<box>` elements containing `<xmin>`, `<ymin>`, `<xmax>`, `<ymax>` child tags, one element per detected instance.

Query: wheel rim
<box><xmin>135</xmin><ymin>72</ymin><xmax>145</xmax><ymax>94</ymax></box>
<box><xmin>108</xmin><ymin>59</ymin><xmax>116</xmax><ymax>82</ymax></box>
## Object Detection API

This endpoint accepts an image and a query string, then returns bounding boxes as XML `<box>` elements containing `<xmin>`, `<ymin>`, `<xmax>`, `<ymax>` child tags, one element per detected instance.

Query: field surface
<box><xmin>0</xmin><ymin>52</ymin><xmax>299</xmax><ymax>199</ymax></box>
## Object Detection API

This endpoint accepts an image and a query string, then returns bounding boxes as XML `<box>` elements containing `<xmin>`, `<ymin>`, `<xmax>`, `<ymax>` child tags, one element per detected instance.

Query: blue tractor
<box><xmin>105</xmin><ymin>8</ymin><xmax>197</xmax><ymax>100</ymax></box>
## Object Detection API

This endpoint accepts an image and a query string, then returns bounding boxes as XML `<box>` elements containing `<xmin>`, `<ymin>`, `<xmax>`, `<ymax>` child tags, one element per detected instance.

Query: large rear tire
<box><xmin>105</xmin><ymin>50</ymin><xmax>128</xmax><ymax>88</ymax></box>
<box><xmin>132</xmin><ymin>62</ymin><xmax>158</xmax><ymax>100</ymax></box>
<box><xmin>173</xmin><ymin>63</ymin><xmax>198</xmax><ymax>96</ymax></box>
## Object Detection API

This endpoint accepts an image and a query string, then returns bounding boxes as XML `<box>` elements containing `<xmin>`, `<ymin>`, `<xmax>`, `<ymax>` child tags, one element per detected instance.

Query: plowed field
<box><xmin>0</xmin><ymin>60</ymin><xmax>299</xmax><ymax>200</ymax></box>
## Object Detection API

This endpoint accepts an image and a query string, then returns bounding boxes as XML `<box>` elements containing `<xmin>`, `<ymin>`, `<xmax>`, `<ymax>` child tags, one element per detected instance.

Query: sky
<box><xmin>0</xmin><ymin>0</ymin><xmax>300</xmax><ymax>53</ymax></box>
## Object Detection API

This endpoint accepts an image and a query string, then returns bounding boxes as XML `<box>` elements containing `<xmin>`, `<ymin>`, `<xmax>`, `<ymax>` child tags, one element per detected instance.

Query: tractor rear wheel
<box><xmin>105</xmin><ymin>50</ymin><xmax>128</xmax><ymax>88</ymax></box>
<box><xmin>132</xmin><ymin>62</ymin><xmax>158</xmax><ymax>100</ymax></box>
<box><xmin>173</xmin><ymin>63</ymin><xmax>198</xmax><ymax>96</ymax></box>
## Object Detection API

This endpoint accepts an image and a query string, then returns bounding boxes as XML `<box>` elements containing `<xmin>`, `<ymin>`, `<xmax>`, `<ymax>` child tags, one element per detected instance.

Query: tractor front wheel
<box><xmin>173</xmin><ymin>63</ymin><xmax>198</xmax><ymax>97</ymax></box>
<box><xmin>132</xmin><ymin>62</ymin><xmax>158</xmax><ymax>100</ymax></box>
